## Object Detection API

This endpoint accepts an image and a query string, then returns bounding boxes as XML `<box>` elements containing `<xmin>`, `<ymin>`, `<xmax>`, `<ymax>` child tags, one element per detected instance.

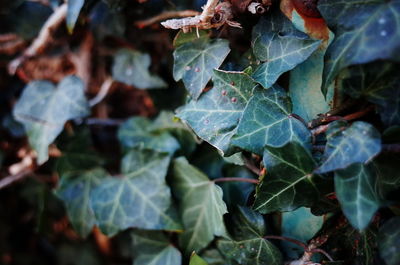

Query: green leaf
<box><xmin>172</xmin><ymin>157</ymin><xmax>227</xmax><ymax>254</ymax></box>
<box><xmin>132</xmin><ymin>230</ymin><xmax>182</xmax><ymax>265</ymax></box>
<box><xmin>173</xmin><ymin>30</ymin><xmax>209</xmax><ymax>47</ymax></box>
<box><xmin>173</xmin><ymin>38</ymin><xmax>230</xmax><ymax>99</ymax></box>
<box><xmin>90</xmin><ymin>149</ymin><xmax>181</xmax><ymax>236</ymax></box>
<box><xmin>335</xmin><ymin>163</ymin><xmax>380</xmax><ymax>230</ymax></box>
<box><xmin>56</xmin><ymin>128</ymin><xmax>102</xmax><ymax>176</ymax></box>
<box><xmin>254</xmin><ymin>142</ymin><xmax>319</xmax><ymax>213</ymax></box>
<box><xmin>217</xmin><ymin>207</ymin><xmax>282</xmax><ymax>265</ymax></box>
<box><xmin>370</xmin><ymin>154</ymin><xmax>400</xmax><ymax>203</ymax></box>
<box><xmin>13</xmin><ymin>76</ymin><xmax>90</xmax><ymax>164</ymax></box>
<box><xmin>189</xmin><ymin>253</ymin><xmax>209</xmax><ymax>265</ymax></box>
<box><xmin>201</xmin><ymin>249</ymin><xmax>231</xmax><ymax>265</ymax></box>
<box><xmin>66</xmin><ymin>0</ymin><xmax>84</xmax><ymax>33</ymax></box>
<box><xmin>118</xmin><ymin>116</ymin><xmax>180</xmax><ymax>155</ymax></box>
<box><xmin>315</xmin><ymin>121</ymin><xmax>382</xmax><ymax>174</ymax></box>
<box><xmin>343</xmin><ymin>62</ymin><xmax>400</xmax><ymax>126</ymax></box>
<box><xmin>177</xmin><ymin>70</ymin><xmax>256</xmax><ymax>155</ymax></box>
<box><xmin>150</xmin><ymin>111</ymin><xmax>198</xmax><ymax>155</ymax></box>
<box><xmin>55</xmin><ymin>168</ymin><xmax>106</xmax><ymax>237</ymax></box>
<box><xmin>318</xmin><ymin>0</ymin><xmax>400</xmax><ymax>92</ymax></box>
<box><xmin>112</xmin><ymin>49</ymin><xmax>167</xmax><ymax>89</ymax></box>
<box><xmin>378</xmin><ymin>217</ymin><xmax>400</xmax><ymax>265</ymax></box>
<box><xmin>280</xmin><ymin>207</ymin><xmax>324</xmax><ymax>259</ymax></box>
<box><xmin>251</xmin><ymin>12</ymin><xmax>321</xmax><ymax>89</ymax></box>
<box><xmin>232</xmin><ymin>85</ymin><xmax>311</xmax><ymax>155</ymax></box>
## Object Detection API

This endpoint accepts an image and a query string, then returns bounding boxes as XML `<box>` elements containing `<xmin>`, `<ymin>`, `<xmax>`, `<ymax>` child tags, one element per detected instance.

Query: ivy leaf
<box><xmin>217</xmin><ymin>207</ymin><xmax>282</xmax><ymax>265</ymax></box>
<box><xmin>118</xmin><ymin>116</ymin><xmax>180</xmax><ymax>155</ymax></box>
<box><xmin>254</xmin><ymin>142</ymin><xmax>320</xmax><ymax>213</ymax></box>
<box><xmin>150</xmin><ymin>111</ymin><xmax>198</xmax><ymax>155</ymax></box>
<box><xmin>372</xmin><ymin>154</ymin><xmax>400</xmax><ymax>202</ymax></box>
<box><xmin>201</xmin><ymin>249</ymin><xmax>231</xmax><ymax>265</ymax></box>
<box><xmin>177</xmin><ymin>70</ymin><xmax>256</xmax><ymax>155</ymax></box>
<box><xmin>66</xmin><ymin>0</ymin><xmax>84</xmax><ymax>33</ymax></box>
<box><xmin>172</xmin><ymin>157</ymin><xmax>227</xmax><ymax>254</ymax></box>
<box><xmin>173</xmin><ymin>29</ymin><xmax>209</xmax><ymax>47</ymax></box>
<box><xmin>318</xmin><ymin>0</ymin><xmax>400</xmax><ymax>93</ymax></box>
<box><xmin>13</xmin><ymin>76</ymin><xmax>90</xmax><ymax>165</ymax></box>
<box><xmin>131</xmin><ymin>230</ymin><xmax>182</xmax><ymax>265</ymax></box>
<box><xmin>280</xmin><ymin>207</ymin><xmax>324</xmax><ymax>258</ymax></box>
<box><xmin>343</xmin><ymin>62</ymin><xmax>400</xmax><ymax>126</ymax></box>
<box><xmin>90</xmin><ymin>149</ymin><xmax>181</xmax><ymax>236</ymax></box>
<box><xmin>315</xmin><ymin>121</ymin><xmax>382</xmax><ymax>174</ymax></box>
<box><xmin>112</xmin><ymin>49</ymin><xmax>167</xmax><ymax>89</ymax></box>
<box><xmin>173</xmin><ymin>38</ymin><xmax>231</xmax><ymax>100</ymax></box>
<box><xmin>251</xmin><ymin>12</ymin><xmax>321</xmax><ymax>89</ymax></box>
<box><xmin>335</xmin><ymin>163</ymin><xmax>380</xmax><ymax>230</ymax></box>
<box><xmin>189</xmin><ymin>253</ymin><xmax>209</xmax><ymax>265</ymax></box>
<box><xmin>55</xmin><ymin>168</ymin><xmax>106</xmax><ymax>237</ymax></box>
<box><xmin>232</xmin><ymin>85</ymin><xmax>311</xmax><ymax>155</ymax></box>
<box><xmin>378</xmin><ymin>217</ymin><xmax>400</xmax><ymax>265</ymax></box>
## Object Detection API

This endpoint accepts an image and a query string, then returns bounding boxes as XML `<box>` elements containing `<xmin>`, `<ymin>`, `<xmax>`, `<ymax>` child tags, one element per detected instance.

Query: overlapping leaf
<box><xmin>217</xmin><ymin>207</ymin><xmax>282</xmax><ymax>265</ymax></box>
<box><xmin>13</xmin><ymin>76</ymin><xmax>90</xmax><ymax>164</ymax></box>
<box><xmin>318</xmin><ymin>0</ymin><xmax>400</xmax><ymax>92</ymax></box>
<box><xmin>66</xmin><ymin>0</ymin><xmax>84</xmax><ymax>33</ymax></box>
<box><xmin>177</xmin><ymin>70</ymin><xmax>256</xmax><ymax>155</ymax></box>
<box><xmin>315</xmin><ymin>121</ymin><xmax>381</xmax><ymax>174</ymax></box>
<box><xmin>378</xmin><ymin>217</ymin><xmax>400</xmax><ymax>265</ymax></box>
<box><xmin>254</xmin><ymin>142</ymin><xmax>320</xmax><ymax>213</ymax></box>
<box><xmin>112</xmin><ymin>49</ymin><xmax>167</xmax><ymax>89</ymax></box>
<box><xmin>343</xmin><ymin>62</ymin><xmax>400</xmax><ymax>126</ymax></box>
<box><xmin>118</xmin><ymin>116</ymin><xmax>180</xmax><ymax>155</ymax></box>
<box><xmin>251</xmin><ymin>12</ymin><xmax>321</xmax><ymax>89</ymax></box>
<box><xmin>189</xmin><ymin>253</ymin><xmax>209</xmax><ymax>265</ymax></box>
<box><xmin>232</xmin><ymin>85</ymin><xmax>311</xmax><ymax>155</ymax></box>
<box><xmin>172</xmin><ymin>157</ymin><xmax>227</xmax><ymax>254</ymax></box>
<box><xmin>55</xmin><ymin>168</ymin><xmax>106</xmax><ymax>237</ymax></box>
<box><xmin>131</xmin><ymin>230</ymin><xmax>182</xmax><ymax>265</ymax></box>
<box><xmin>90</xmin><ymin>149</ymin><xmax>181</xmax><ymax>236</ymax></box>
<box><xmin>173</xmin><ymin>38</ymin><xmax>230</xmax><ymax>99</ymax></box>
<box><xmin>335</xmin><ymin>163</ymin><xmax>380</xmax><ymax>230</ymax></box>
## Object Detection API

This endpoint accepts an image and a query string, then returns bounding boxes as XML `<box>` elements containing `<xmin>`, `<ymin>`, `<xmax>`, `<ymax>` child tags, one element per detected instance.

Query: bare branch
<box><xmin>0</xmin><ymin>169</ymin><xmax>32</xmax><ymax>190</ymax></box>
<box><xmin>213</xmin><ymin>177</ymin><xmax>259</xmax><ymax>184</ymax></box>
<box><xmin>89</xmin><ymin>78</ymin><xmax>114</xmax><ymax>107</ymax></box>
<box><xmin>8</xmin><ymin>3</ymin><xmax>68</xmax><ymax>75</ymax></box>
<box><xmin>135</xmin><ymin>10</ymin><xmax>200</xmax><ymax>28</ymax></box>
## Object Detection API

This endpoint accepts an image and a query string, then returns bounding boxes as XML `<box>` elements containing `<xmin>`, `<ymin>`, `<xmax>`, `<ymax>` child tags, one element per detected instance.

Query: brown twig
<box><xmin>135</xmin><ymin>10</ymin><xmax>200</xmax><ymax>28</ymax></box>
<box><xmin>213</xmin><ymin>177</ymin><xmax>259</xmax><ymax>184</ymax></box>
<box><xmin>308</xmin><ymin>99</ymin><xmax>358</xmax><ymax>128</ymax></box>
<box><xmin>0</xmin><ymin>169</ymin><xmax>33</xmax><ymax>190</ymax></box>
<box><xmin>89</xmin><ymin>77</ymin><xmax>114</xmax><ymax>107</ymax></box>
<box><xmin>311</xmin><ymin>106</ymin><xmax>375</xmax><ymax>136</ymax></box>
<box><xmin>264</xmin><ymin>235</ymin><xmax>308</xmax><ymax>250</ymax></box>
<box><xmin>8</xmin><ymin>3</ymin><xmax>68</xmax><ymax>75</ymax></box>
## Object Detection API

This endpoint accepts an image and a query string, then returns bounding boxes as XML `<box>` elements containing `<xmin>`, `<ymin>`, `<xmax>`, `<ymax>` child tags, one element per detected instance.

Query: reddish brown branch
<box><xmin>135</xmin><ymin>10</ymin><xmax>200</xmax><ymax>28</ymax></box>
<box><xmin>213</xmin><ymin>177</ymin><xmax>259</xmax><ymax>184</ymax></box>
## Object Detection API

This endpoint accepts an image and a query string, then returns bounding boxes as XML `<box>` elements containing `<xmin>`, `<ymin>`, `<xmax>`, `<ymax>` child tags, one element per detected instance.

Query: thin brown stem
<box><xmin>0</xmin><ymin>169</ymin><xmax>32</xmax><ymax>190</ymax></box>
<box><xmin>213</xmin><ymin>177</ymin><xmax>259</xmax><ymax>184</ymax></box>
<box><xmin>264</xmin><ymin>235</ymin><xmax>308</xmax><ymax>250</ymax></box>
<box><xmin>89</xmin><ymin>78</ymin><xmax>114</xmax><ymax>107</ymax></box>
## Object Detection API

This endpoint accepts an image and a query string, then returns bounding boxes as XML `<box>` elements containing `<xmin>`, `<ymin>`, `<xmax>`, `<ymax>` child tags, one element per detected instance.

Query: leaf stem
<box><xmin>213</xmin><ymin>177</ymin><xmax>259</xmax><ymax>184</ymax></box>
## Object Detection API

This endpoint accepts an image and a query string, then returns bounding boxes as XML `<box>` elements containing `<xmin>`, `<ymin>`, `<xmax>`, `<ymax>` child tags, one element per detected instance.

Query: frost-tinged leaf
<box><xmin>132</xmin><ymin>230</ymin><xmax>182</xmax><ymax>265</ymax></box>
<box><xmin>173</xmin><ymin>38</ymin><xmax>230</xmax><ymax>99</ymax></box>
<box><xmin>90</xmin><ymin>149</ymin><xmax>181</xmax><ymax>236</ymax></box>
<box><xmin>232</xmin><ymin>85</ymin><xmax>311</xmax><ymax>155</ymax></box>
<box><xmin>254</xmin><ymin>142</ymin><xmax>320</xmax><ymax>213</ymax></box>
<box><xmin>177</xmin><ymin>70</ymin><xmax>256</xmax><ymax>155</ymax></box>
<box><xmin>318</xmin><ymin>0</ymin><xmax>400</xmax><ymax>92</ymax></box>
<box><xmin>13</xmin><ymin>76</ymin><xmax>90</xmax><ymax>164</ymax></box>
<box><xmin>217</xmin><ymin>207</ymin><xmax>282</xmax><ymax>265</ymax></box>
<box><xmin>55</xmin><ymin>168</ymin><xmax>106</xmax><ymax>237</ymax></box>
<box><xmin>112</xmin><ymin>49</ymin><xmax>167</xmax><ymax>89</ymax></box>
<box><xmin>335</xmin><ymin>163</ymin><xmax>380</xmax><ymax>230</ymax></box>
<box><xmin>189</xmin><ymin>253</ymin><xmax>209</xmax><ymax>265</ymax></box>
<box><xmin>118</xmin><ymin>117</ymin><xmax>180</xmax><ymax>155</ymax></box>
<box><xmin>251</xmin><ymin>12</ymin><xmax>321</xmax><ymax>89</ymax></box>
<box><xmin>378</xmin><ymin>217</ymin><xmax>400</xmax><ymax>265</ymax></box>
<box><xmin>343</xmin><ymin>62</ymin><xmax>400</xmax><ymax>126</ymax></box>
<box><xmin>315</xmin><ymin>121</ymin><xmax>381</xmax><ymax>174</ymax></box>
<box><xmin>66</xmin><ymin>0</ymin><xmax>84</xmax><ymax>33</ymax></box>
<box><xmin>172</xmin><ymin>157</ymin><xmax>227</xmax><ymax>254</ymax></box>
